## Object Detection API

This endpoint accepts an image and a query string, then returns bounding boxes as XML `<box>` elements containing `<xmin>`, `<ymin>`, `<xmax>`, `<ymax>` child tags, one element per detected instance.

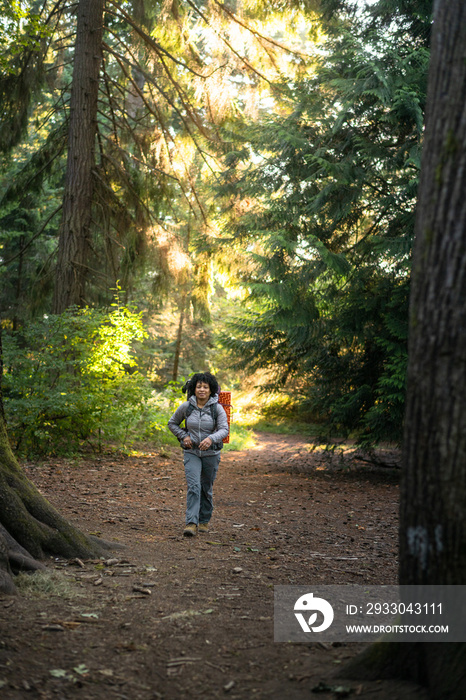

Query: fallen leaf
<box><xmin>73</xmin><ymin>664</ymin><xmax>90</xmax><ymax>676</ymax></box>
<box><xmin>50</xmin><ymin>669</ymin><xmax>68</xmax><ymax>678</ymax></box>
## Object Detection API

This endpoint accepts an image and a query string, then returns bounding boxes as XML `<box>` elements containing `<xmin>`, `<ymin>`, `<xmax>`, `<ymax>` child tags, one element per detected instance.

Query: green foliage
<box><xmin>0</xmin><ymin>1</ymin><xmax>54</xmax><ymax>152</ymax></box>
<box><xmin>0</xmin><ymin>2</ymin><xmax>50</xmax><ymax>69</ymax></box>
<box><xmin>0</xmin><ymin>125</ymin><xmax>66</xmax><ymax>322</ymax></box>
<box><xmin>0</xmin><ymin>0</ymin><xmax>316</xmax><ymax>320</ymax></box>
<box><xmin>142</xmin><ymin>379</ymin><xmax>186</xmax><ymax>444</ymax></box>
<box><xmin>216</xmin><ymin>0</ymin><xmax>430</xmax><ymax>444</ymax></box>
<box><xmin>2</xmin><ymin>301</ymin><xmax>150</xmax><ymax>456</ymax></box>
<box><xmin>224</xmin><ymin>423</ymin><xmax>256</xmax><ymax>451</ymax></box>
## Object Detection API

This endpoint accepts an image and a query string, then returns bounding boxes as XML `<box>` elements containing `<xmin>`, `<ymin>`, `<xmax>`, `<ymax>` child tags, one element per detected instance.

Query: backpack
<box><xmin>184</xmin><ymin>391</ymin><xmax>231</xmax><ymax>444</ymax></box>
<box><xmin>185</xmin><ymin>402</ymin><xmax>218</xmax><ymax>422</ymax></box>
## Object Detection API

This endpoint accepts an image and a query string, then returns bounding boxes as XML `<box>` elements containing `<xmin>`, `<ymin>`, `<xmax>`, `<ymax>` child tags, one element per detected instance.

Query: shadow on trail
<box><xmin>0</xmin><ymin>432</ymin><xmax>426</xmax><ymax>700</ymax></box>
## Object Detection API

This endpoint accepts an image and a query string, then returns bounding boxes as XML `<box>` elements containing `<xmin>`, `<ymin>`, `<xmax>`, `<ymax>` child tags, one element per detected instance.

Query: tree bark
<box><xmin>52</xmin><ymin>0</ymin><xmax>104</xmax><ymax>313</ymax></box>
<box><xmin>0</xmin><ymin>415</ymin><xmax>115</xmax><ymax>594</ymax></box>
<box><xmin>400</xmin><ymin>0</ymin><xmax>466</xmax><ymax>592</ymax></box>
<box><xmin>342</xmin><ymin>1</ymin><xmax>466</xmax><ymax>696</ymax></box>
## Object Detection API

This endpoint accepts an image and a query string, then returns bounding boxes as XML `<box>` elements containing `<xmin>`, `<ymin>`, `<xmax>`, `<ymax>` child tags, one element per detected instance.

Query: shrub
<box><xmin>2</xmin><ymin>302</ymin><xmax>150</xmax><ymax>455</ymax></box>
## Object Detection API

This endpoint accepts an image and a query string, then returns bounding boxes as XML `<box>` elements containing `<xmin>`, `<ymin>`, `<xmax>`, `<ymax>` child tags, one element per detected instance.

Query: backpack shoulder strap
<box><xmin>184</xmin><ymin>402</ymin><xmax>217</xmax><ymax>424</ymax></box>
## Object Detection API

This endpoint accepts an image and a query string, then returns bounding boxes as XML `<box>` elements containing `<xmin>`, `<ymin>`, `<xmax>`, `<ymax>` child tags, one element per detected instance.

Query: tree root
<box><xmin>337</xmin><ymin>640</ymin><xmax>410</xmax><ymax>681</ymax></box>
<box><xmin>0</xmin><ymin>529</ymin><xmax>16</xmax><ymax>595</ymax></box>
<box><xmin>338</xmin><ymin>640</ymin><xmax>466</xmax><ymax>699</ymax></box>
<box><xmin>0</xmin><ymin>420</ymin><xmax>123</xmax><ymax>594</ymax></box>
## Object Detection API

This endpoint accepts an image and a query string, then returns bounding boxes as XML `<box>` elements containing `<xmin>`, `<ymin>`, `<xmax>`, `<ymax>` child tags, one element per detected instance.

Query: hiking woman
<box><xmin>168</xmin><ymin>372</ymin><xmax>229</xmax><ymax>537</ymax></box>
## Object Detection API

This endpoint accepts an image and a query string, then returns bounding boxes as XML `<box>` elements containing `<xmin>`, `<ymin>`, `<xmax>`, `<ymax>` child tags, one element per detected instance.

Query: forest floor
<box><xmin>0</xmin><ymin>433</ymin><xmax>428</xmax><ymax>700</ymax></box>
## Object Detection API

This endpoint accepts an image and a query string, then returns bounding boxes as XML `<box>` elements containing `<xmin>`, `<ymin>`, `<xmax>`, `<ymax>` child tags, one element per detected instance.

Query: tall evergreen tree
<box><xmin>216</xmin><ymin>0</ymin><xmax>430</xmax><ymax>442</ymax></box>
<box><xmin>345</xmin><ymin>0</ymin><xmax>466</xmax><ymax>695</ymax></box>
<box><xmin>52</xmin><ymin>0</ymin><xmax>104</xmax><ymax>312</ymax></box>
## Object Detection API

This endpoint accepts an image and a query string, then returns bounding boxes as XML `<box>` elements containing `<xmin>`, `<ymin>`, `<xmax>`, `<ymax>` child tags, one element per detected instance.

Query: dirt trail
<box><xmin>0</xmin><ymin>433</ymin><xmax>426</xmax><ymax>699</ymax></box>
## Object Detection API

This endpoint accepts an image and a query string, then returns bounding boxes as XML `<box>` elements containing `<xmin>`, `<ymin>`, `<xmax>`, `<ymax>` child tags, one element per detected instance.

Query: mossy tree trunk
<box><xmin>0</xmin><ymin>416</ymin><xmax>113</xmax><ymax>594</ymax></box>
<box><xmin>343</xmin><ymin>1</ymin><xmax>466</xmax><ymax>697</ymax></box>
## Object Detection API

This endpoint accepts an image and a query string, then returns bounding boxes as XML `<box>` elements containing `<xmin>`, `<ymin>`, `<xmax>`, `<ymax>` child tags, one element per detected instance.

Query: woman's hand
<box><xmin>199</xmin><ymin>437</ymin><xmax>213</xmax><ymax>451</ymax></box>
<box><xmin>183</xmin><ymin>436</ymin><xmax>193</xmax><ymax>449</ymax></box>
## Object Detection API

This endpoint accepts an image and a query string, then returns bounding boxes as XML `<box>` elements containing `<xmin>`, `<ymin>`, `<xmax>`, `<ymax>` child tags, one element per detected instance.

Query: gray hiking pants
<box><xmin>183</xmin><ymin>451</ymin><xmax>220</xmax><ymax>525</ymax></box>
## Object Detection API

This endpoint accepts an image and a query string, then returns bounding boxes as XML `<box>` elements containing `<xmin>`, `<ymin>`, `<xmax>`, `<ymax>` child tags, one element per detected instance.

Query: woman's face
<box><xmin>195</xmin><ymin>381</ymin><xmax>211</xmax><ymax>402</ymax></box>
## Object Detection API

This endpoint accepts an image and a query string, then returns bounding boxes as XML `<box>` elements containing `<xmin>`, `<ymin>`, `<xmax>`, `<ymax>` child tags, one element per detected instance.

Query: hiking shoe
<box><xmin>183</xmin><ymin>523</ymin><xmax>197</xmax><ymax>537</ymax></box>
<box><xmin>198</xmin><ymin>522</ymin><xmax>209</xmax><ymax>534</ymax></box>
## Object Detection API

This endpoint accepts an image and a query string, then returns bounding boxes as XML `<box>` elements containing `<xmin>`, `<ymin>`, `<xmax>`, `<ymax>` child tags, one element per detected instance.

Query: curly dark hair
<box><xmin>182</xmin><ymin>372</ymin><xmax>219</xmax><ymax>399</ymax></box>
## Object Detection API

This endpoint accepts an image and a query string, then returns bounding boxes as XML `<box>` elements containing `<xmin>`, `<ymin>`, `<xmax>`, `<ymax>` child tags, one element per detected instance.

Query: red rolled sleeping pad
<box><xmin>218</xmin><ymin>391</ymin><xmax>231</xmax><ymax>444</ymax></box>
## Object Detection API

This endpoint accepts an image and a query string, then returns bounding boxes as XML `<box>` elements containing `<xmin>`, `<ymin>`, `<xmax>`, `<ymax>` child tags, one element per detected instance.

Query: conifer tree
<box><xmin>344</xmin><ymin>0</ymin><xmax>466</xmax><ymax>694</ymax></box>
<box><xmin>52</xmin><ymin>0</ymin><xmax>105</xmax><ymax>312</ymax></box>
<box><xmin>216</xmin><ymin>0</ymin><xmax>430</xmax><ymax>442</ymax></box>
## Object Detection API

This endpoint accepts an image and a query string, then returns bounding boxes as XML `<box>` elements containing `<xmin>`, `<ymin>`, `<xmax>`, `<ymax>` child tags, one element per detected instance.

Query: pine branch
<box><xmin>105</xmin><ymin>0</ymin><xmax>211</xmax><ymax>79</ymax></box>
<box><xmin>0</xmin><ymin>123</ymin><xmax>67</xmax><ymax>205</ymax></box>
<box><xmin>102</xmin><ymin>42</ymin><xmax>219</xmax><ymax>201</ymax></box>
<box><xmin>99</xmin><ymin>57</ymin><xmax>207</xmax><ymax>221</ymax></box>
<box><xmin>183</xmin><ymin>0</ymin><xmax>273</xmax><ymax>87</ymax></box>
<box><xmin>101</xmin><ymin>59</ymin><xmax>121</xmax><ymax>148</ymax></box>
<box><xmin>92</xmin><ymin>157</ymin><xmax>153</xmax><ymax>222</ymax></box>
<box><xmin>102</xmin><ymin>43</ymin><xmax>205</xmax><ymax>143</ymax></box>
<box><xmin>212</xmin><ymin>0</ymin><xmax>309</xmax><ymax>60</ymax></box>
<box><xmin>0</xmin><ymin>204</ymin><xmax>62</xmax><ymax>267</ymax></box>
<box><xmin>102</xmin><ymin>30</ymin><xmax>215</xmax><ymax>142</ymax></box>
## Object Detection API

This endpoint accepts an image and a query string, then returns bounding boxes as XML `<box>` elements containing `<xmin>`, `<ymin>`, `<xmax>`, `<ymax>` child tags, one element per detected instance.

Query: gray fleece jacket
<box><xmin>168</xmin><ymin>394</ymin><xmax>229</xmax><ymax>456</ymax></box>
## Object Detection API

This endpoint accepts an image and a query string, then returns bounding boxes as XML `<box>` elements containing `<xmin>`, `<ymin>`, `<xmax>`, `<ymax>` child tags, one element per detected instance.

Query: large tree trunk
<box><xmin>400</xmin><ymin>0</ymin><xmax>466</xmax><ymax>591</ymax></box>
<box><xmin>342</xmin><ymin>1</ymin><xmax>466</xmax><ymax>697</ymax></box>
<box><xmin>0</xmin><ymin>415</ymin><xmax>114</xmax><ymax>594</ymax></box>
<box><xmin>396</xmin><ymin>0</ymin><xmax>466</xmax><ymax>693</ymax></box>
<box><xmin>52</xmin><ymin>0</ymin><xmax>104</xmax><ymax>313</ymax></box>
